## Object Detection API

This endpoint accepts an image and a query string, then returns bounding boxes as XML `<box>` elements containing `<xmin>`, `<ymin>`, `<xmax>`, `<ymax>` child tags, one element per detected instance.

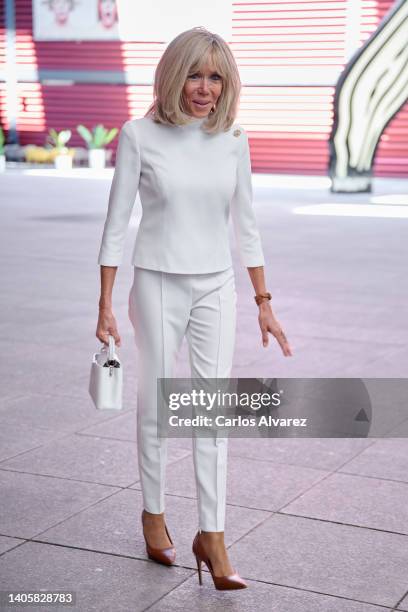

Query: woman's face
<box><xmin>98</xmin><ymin>0</ymin><xmax>118</xmax><ymax>28</ymax></box>
<box><xmin>182</xmin><ymin>59</ymin><xmax>223</xmax><ymax>118</ymax></box>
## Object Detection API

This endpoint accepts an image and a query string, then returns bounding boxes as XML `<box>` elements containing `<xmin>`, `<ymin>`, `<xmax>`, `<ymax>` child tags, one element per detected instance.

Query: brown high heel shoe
<box><xmin>192</xmin><ymin>530</ymin><xmax>248</xmax><ymax>590</ymax></box>
<box><xmin>141</xmin><ymin>510</ymin><xmax>176</xmax><ymax>566</ymax></box>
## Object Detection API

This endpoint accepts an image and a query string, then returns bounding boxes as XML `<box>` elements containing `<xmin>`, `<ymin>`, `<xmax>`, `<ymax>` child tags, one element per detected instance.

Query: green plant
<box><xmin>76</xmin><ymin>124</ymin><xmax>118</xmax><ymax>149</ymax></box>
<box><xmin>0</xmin><ymin>127</ymin><xmax>5</xmax><ymax>155</ymax></box>
<box><xmin>47</xmin><ymin>128</ymin><xmax>72</xmax><ymax>153</ymax></box>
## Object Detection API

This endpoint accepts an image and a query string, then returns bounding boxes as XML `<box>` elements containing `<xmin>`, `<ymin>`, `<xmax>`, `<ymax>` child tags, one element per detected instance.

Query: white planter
<box><xmin>54</xmin><ymin>154</ymin><xmax>72</xmax><ymax>170</ymax></box>
<box><xmin>89</xmin><ymin>148</ymin><xmax>106</xmax><ymax>169</ymax></box>
<box><xmin>0</xmin><ymin>154</ymin><xmax>5</xmax><ymax>172</ymax></box>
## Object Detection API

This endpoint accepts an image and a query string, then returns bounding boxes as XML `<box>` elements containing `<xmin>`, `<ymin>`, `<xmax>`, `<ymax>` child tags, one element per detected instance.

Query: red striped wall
<box><xmin>0</xmin><ymin>0</ymin><xmax>406</xmax><ymax>176</ymax></box>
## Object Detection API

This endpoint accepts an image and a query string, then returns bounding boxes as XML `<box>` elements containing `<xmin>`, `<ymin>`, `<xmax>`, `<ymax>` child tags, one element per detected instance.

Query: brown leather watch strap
<box><xmin>254</xmin><ymin>292</ymin><xmax>272</xmax><ymax>305</ymax></box>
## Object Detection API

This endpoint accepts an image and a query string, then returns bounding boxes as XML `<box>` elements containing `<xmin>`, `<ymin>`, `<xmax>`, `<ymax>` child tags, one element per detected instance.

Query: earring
<box><xmin>210</xmin><ymin>104</ymin><xmax>216</xmax><ymax>114</ymax></box>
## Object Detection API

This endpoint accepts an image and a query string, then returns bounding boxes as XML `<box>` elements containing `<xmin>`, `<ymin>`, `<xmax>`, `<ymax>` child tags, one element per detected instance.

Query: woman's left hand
<box><xmin>258</xmin><ymin>302</ymin><xmax>293</xmax><ymax>356</ymax></box>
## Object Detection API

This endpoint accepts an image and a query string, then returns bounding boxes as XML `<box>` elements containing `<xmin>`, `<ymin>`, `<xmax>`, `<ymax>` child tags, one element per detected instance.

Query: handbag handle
<box><xmin>108</xmin><ymin>334</ymin><xmax>116</xmax><ymax>362</ymax></box>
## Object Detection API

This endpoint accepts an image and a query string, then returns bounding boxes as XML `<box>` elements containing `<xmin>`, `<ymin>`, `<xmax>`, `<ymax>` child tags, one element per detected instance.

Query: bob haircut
<box><xmin>145</xmin><ymin>27</ymin><xmax>241</xmax><ymax>134</ymax></box>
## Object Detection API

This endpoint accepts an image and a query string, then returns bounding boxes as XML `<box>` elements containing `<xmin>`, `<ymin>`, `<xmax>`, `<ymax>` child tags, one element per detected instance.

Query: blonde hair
<box><xmin>145</xmin><ymin>27</ymin><xmax>241</xmax><ymax>134</ymax></box>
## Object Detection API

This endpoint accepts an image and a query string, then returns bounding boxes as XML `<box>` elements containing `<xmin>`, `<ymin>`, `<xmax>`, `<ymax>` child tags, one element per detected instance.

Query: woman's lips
<box><xmin>193</xmin><ymin>100</ymin><xmax>211</xmax><ymax>106</ymax></box>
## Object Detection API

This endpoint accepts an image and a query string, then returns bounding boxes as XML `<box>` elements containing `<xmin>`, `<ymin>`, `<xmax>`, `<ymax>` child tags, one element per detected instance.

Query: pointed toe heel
<box><xmin>142</xmin><ymin>510</ymin><xmax>176</xmax><ymax>566</ymax></box>
<box><xmin>192</xmin><ymin>531</ymin><xmax>248</xmax><ymax>591</ymax></box>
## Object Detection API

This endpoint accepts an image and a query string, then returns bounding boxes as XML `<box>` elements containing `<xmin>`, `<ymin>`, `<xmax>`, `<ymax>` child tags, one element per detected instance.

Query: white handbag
<box><xmin>89</xmin><ymin>335</ymin><xmax>123</xmax><ymax>410</ymax></box>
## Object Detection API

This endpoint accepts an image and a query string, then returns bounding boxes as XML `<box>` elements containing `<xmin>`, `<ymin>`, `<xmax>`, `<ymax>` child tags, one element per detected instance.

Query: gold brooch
<box><xmin>233</xmin><ymin>129</ymin><xmax>241</xmax><ymax>137</ymax></box>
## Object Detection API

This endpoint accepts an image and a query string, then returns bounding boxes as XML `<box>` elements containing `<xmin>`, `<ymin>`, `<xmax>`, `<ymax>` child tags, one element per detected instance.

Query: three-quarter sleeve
<box><xmin>97</xmin><ymin>120</ymin><xmax>141</xmax><ymax>266</ymax></box>
<box><xmin>230</xmin><ymin>129</ymin><xmax>265</xmax><ymax>267</ymax></box>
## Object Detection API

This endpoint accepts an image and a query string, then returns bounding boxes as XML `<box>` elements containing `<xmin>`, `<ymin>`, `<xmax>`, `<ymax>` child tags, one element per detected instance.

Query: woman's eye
<box><xmin>187</xmin><ymin>73</ymin><xmax>221</xmax><ymax>81</ymax></box>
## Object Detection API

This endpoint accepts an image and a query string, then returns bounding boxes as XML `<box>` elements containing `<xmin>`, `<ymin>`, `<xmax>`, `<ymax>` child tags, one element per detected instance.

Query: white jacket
<box><xmin>97</xmin><ymin>115</ymin><xmax>265</xmax><ymax>273</ymax></box>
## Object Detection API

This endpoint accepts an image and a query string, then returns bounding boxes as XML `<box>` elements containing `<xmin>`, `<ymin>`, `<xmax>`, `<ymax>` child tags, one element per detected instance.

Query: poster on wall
<box><xmin>32</xmin><ymin>0</ymin><xmax>232</xmax><ymax>42</ymax></box>
<box><xmin>33</xmin><ymin>1</ymin><xmax>120</xmax><ymax>40</ymax></box>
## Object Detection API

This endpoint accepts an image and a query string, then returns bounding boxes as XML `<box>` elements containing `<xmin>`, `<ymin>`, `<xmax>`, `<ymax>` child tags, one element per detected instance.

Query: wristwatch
<box><xmin>254</xmin><ymin>292</ymin><xmax>272</xmax><ymax>306</ymax></box>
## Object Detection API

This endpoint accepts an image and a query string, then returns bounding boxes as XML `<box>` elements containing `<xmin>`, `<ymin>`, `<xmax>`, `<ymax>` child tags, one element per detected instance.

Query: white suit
<box><xmin>98</xmin><ymin>114</ymin><xmax>265</xmax><ymax>531</ymax></box>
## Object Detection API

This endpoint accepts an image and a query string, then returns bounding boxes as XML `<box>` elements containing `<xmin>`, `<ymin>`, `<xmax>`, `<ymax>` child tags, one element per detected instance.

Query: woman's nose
<box><xmin>197</xmin><ymin>78</ymin><xmax>210</xmax><ymax>92</ymax></box>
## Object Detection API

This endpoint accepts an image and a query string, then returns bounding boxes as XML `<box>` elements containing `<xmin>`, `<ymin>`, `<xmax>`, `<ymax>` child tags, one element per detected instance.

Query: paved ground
<box><xmin>0</xmin><ymin>167</ymin><xmax>408</xmax><ymax>611</ymax></box>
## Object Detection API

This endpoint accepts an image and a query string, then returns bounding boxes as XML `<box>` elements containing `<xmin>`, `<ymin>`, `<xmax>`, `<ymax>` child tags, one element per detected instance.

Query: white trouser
<box><xmin>128</xmin><ymin>266</ymin><xmax>237</xmax><ymax>532</ymax></box>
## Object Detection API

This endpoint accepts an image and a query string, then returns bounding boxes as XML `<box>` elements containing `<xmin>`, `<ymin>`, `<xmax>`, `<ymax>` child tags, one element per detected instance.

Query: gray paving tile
<box><xmin>0</xmin><ymin>421</ymin><xmax>69</xmax><ymax>462</ymax></box>
<box><xmin>363</xmin><ymin>379</ymin><xmax>408</xmax><ymax>408</ymax></box>
<box><xmin>338</xmin><ymin>438</ymin><xmax>408</xmax><ymax>483</ymax></box>
<box><xmin>38</xmin><ymin>488</ymin><xmax>270</xmax><ymax>569</ymax></box>
<box><xmin>0</xmin><ymin>536</ymin><xmax>24</xmax><ymax>556</ymax></box>
<box><xmin>237</xmin><ymin>336</ymin><xmax>401</xmax><ymax>378</ymax></box>
<box><xmin>0</xmin><ymin>430</ymin><xmax>190</xmax><ymax>488</ymax></box>
<box><xmin>340</xmin><ymin>351</ymin><xmax>408</xmax><ymax>378</ymax></box>
<box><xmin>2</xmin><ymin>339</ymin><xmax>98</xmax><ymax>397</ymax></box>
<box><xmin>228</xmin><ymin>437</ymin><xmax>373</xmax><ymax>471</ymax></box>
<box><xmin>0</xmin><ymin>470</ymin><xmax>116</xmax><ymax>538</ymax></box>
<box><xmin>397</xmin><ymin>593</ymin><xmax>408</xmax><ymax>611</ymax></box>
<box><xmin>0</xmin><ymin>393</ymin><xmax>127</xmax><ymax>435</ymax></box>
<box><xmin>386</xmin><ymin>417</ymin><xmax>408</xmax><ymax>437</ymax></box>
<box><xmin>12</xmin><ymin>312</ymin><xmax>130</xmax><ymax>348</ymax></box>
<box><xmin>363</xmin><ymin>387</ymin><xmax>408</xmax><ymax>438</ymax></box>
<box><xmin>0</xmin><ymin>301</ymin><xmax>68</xmax><ymax>327</ymax></box>
<box><xmin>281</xmin><ymin>471</ymin><xmax>408</xmax><ymax>534</ymax></box>
<box><xmin>77</xmin><ymin>409</ymin><xmax>193</xmax><ymax>458</ymax></box>
<box><xmin>228</xmin><ymin>513</ymin><xmax>408</xmax><ymax>608</ymax></box>
<box><xmin>148</xmin><ymin>573</ymin><xmax>393</xmax><ymax>612</ymax></box>
<box><xmin>225</xmin><ymin>455</ymin><xmax>330</xmax><ymax>511</ymax></box>
<box><xmin>0</xmin><ymin>541</ymin><xmax>192</xmax><ymax>612</ymax></box>
<box><xmin>279</xmin><ymin>296</ymin><xmax>408</xmax><ymax>347</ymax></box>
<box><xmin>131</xmin><ymin>453</ymin><xmax>329</xmax><ymax>512</ymax></box>
<box><xmin>0</xmin><ymin>390</ymin><xmax>25</xmax><ymax>403</ymax></box>
<box><xmin>77</xmin><ymin>409</ymin><xmax>139</xmax><ymax>441</ymax></box>
<box><xmin>0</xmin><ymin>276</ymin><xmax>97</xmax><ymax>321</ymax></box>
<box><xmin>0</xmin><ymin>433</ymin><xmax>139</xmax><ymax>487</ymax></box>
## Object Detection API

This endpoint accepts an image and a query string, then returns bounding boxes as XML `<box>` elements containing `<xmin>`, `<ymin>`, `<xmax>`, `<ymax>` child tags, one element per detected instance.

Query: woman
<box><xmin>96</xmin><ymin>27</ymin><xmax>292</xmax><ymax>591</ymax></box>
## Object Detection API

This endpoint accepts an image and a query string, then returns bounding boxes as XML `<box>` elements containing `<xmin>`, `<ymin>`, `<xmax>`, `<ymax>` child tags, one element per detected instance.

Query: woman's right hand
<box><xmin>96</xmin><ymin>306</ymin><xmax>121</xmax><ymax>347</ymax></box>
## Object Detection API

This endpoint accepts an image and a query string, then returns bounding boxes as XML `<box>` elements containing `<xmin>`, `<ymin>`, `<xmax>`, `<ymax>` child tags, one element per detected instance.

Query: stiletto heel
<box><xmin>141</xmin><ymin>509</ymin><xmax>176</xmax><ymax>566</ymax></box>
<box><xmin>192</xmin><ymin>531</ymin><xmax>247</xmax><ymax>590</ymax></box>
<box><xmin>195</xmin><ymin>554</ymin><xmax>203</xmax><ymax>585</ymax></box>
